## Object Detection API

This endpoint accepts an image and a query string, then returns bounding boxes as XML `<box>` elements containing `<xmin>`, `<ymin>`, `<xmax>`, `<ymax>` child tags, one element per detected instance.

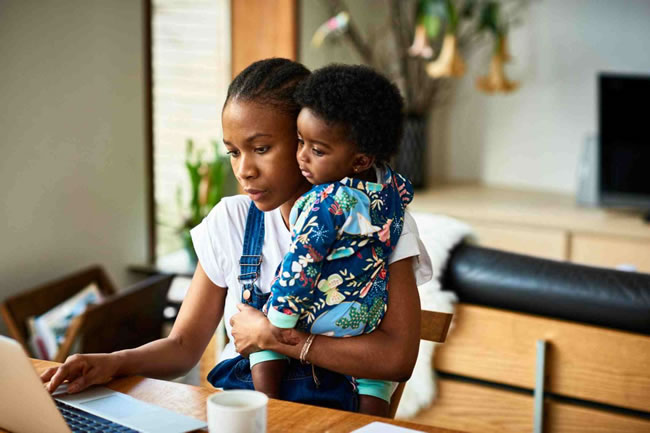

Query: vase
<box><xmin>393</xmin><ymin>115</ymin><xmax>426</xmax><ymax>189</ymax></box>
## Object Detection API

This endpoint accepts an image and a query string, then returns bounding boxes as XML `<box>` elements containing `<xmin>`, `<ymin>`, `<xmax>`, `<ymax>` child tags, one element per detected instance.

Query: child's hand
<box><xmin>270</xmin><ymin>325</ymin><xmax>301</xmax><ymax>346</ymax></box>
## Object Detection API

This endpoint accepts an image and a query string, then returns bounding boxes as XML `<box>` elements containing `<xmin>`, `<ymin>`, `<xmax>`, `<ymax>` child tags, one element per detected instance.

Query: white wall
<box><xmin>439</xmin><ymin>0</ymin><xmax>650</xmax><ymax>192</ymax></box>
<box><xmin>300</xmin><ymin>0</ymin><xmax>650</xmax><ymax>193</ymax></box>
<box><xmin>0</xmin><ymin>0</ymin><xmax>147</xmax><ymax>333</ymax></box>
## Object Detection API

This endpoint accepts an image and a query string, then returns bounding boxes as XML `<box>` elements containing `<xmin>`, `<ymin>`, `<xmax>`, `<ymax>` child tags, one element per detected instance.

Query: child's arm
<box><xmin>267</xmin><ymin>194</ymin><xmax>345</xmax><ymax>329</ymax></box>
<box><xmin>251</xmin><ymin>358</ymin><xmax>287</xmax><ymax>399</ymax></box>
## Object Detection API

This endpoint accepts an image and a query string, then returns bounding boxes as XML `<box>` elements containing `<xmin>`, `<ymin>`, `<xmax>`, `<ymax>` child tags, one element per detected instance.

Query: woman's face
<box><xmin>222</xmin><ymin>99</ymin><xmax>311</xmax><ymax>213</ymax></box>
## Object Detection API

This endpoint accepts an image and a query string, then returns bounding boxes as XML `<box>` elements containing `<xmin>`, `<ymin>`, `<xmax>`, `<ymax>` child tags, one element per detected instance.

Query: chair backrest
<box><xmin>1</xmin><ymin>266</ymin><xmax>173</xmax><ymax>362</ymax></box>
<box><xmin>66</xmin><ymin>274</ymin><xmax>173</xmax><ymax>359</ymax></box>
<box><xmin>0</xmin><ymin>265</ymin><xmax>116</xmax><ymax>355</ymax></box>
<box><xmin>388</xmin><ymin>309</ymin><xmax>453</xmax><ymax>418</ymax></box>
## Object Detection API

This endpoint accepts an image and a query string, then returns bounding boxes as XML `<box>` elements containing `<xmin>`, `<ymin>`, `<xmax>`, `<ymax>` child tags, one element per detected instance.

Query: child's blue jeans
<box><xmin>207</xmin><ymin>355</ymin><xmax>358</xmax><ymax>412</ymax></box>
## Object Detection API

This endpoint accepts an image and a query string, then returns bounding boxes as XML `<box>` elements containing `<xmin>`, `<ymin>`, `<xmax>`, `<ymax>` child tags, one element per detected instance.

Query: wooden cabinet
<box><xmin>410</xmin><ymin>304</ymin><xmax>650</xmax><ymax>433</ymax></box>
<box><xmin>571</xmin><ymin>234</ymin><xmax>650</xmax><ymax>271</ymax></box>
<box><xmin>435</xmin><ymin>305</ymin><xmax>650</xmax><ymax>412</ymax></box>
<box><xmin>411</xmin><ymin>184</ymin><xmax>650</xmax><ymax>273</ymax></box>
<box><xmin>413</xmin><ymin>378</ymin><xmax>650</xmax><ymax>433</ymax></box>
<box><xmin>464</xmin><ymin>219</ymin><xmax>567</xmax><ymax>261</ymax></box>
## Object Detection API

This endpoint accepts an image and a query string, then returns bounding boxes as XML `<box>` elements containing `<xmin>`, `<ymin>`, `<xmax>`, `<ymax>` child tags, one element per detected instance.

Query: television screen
<box><xmin>599</xmin><ymin>73</ymin><xmax>650</xmax><ymax>210</ymax></box>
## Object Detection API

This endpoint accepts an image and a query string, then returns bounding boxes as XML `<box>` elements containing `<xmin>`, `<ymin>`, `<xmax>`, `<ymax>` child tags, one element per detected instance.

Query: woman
<box><xmin>41</xmin><ymin>58</ymin><xmax>427</xmax><ymax>411</ymax></box>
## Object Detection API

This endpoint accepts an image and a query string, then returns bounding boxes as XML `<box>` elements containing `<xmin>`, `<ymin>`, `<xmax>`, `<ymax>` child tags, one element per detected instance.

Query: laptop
<box><xmin>0</xmin><ymin>335</ymin><xmax>207</xmax><ymax>433</ymax></box>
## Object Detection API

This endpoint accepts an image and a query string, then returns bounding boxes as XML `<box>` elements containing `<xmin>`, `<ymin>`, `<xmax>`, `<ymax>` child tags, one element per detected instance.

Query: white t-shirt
<box><xmin>191</xmin><ymin>195</ymin><xmax>433</xmax><ymax>362</ymax></box>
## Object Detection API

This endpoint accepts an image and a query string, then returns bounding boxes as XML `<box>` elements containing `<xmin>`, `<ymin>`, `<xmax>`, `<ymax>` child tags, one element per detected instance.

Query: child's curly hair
<box><xmin>294</xmin><ymin>64</ymin><xmax>404</xmax><ymax>163</ymax></box>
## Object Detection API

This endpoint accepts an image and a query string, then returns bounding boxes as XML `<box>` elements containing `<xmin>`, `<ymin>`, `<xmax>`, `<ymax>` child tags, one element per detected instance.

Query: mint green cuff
<box><xmin>267</xmin><ymin>307</ymin><xmax>299</xmax><ymax>329</ymax></box>
<box><xmin>249</xmin><ymin>350</ymin><xmax>288</xmax><ymax>367</ymax></box>
<box><xmin>356</xmin><ymin>379</ymin><xmax>396</xmax><ymax>403</ymax></box>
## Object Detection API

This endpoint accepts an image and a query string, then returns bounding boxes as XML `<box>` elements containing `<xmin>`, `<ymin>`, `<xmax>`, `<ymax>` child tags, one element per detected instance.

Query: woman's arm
<box><xmin>231</xmin><ymin>257</ymin><xmax>421</xmax><ymax>382</ymax></box>
<box><xmin>42</xmin><ymin>262</ymin><xmax>226</xmax><ymax>392</ymax></box>
<box><xmin>117</xmin><ymin>262</ymin><xmax>227</xmax><ymax>377</ymax></box>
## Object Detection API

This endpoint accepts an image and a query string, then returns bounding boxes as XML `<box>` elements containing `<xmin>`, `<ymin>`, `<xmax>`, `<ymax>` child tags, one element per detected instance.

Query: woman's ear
<box><xmin>352</xmin><ymin>154</ymin><xmax>375</xmax><ymax>173</ymax></box>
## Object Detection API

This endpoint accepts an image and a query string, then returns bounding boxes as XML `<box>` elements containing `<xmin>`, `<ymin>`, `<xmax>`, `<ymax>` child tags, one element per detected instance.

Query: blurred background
<box><xmin>2</xmin><ymin>0</ymin><xmax>649</xmax><ymax>328</ymax></box>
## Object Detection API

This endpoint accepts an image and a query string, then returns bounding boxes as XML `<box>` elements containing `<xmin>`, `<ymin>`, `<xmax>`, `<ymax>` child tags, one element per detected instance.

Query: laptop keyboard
<box><xmin>55</xmin><ymin>399</ymin><xmax>139</xmax><ymax>433</ymax></box>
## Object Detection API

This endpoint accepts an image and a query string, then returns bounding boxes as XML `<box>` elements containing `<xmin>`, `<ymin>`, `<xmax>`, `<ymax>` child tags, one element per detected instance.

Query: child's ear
<box><xmin>352</xmin><ymin>154</ymin><xmax>375</xmax><ymax>174</ymax></box>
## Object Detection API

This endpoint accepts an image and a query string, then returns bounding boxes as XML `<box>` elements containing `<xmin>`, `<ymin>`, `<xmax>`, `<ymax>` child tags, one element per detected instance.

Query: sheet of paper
<box><xmin>351</xmin><ymin>421</ymin><xmax>425</xmax><ymax>433</ymax></box>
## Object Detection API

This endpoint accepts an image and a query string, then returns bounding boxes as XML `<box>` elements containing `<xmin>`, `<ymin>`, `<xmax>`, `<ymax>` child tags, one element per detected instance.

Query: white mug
<box><xmin>206</xmin><ymin>390</ymin><xmax>268</xmax><ymax>433</ymax></box>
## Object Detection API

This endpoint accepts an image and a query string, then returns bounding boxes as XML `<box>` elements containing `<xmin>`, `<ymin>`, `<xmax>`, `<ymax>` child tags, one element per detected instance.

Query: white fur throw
<box><xmin>394</xmin><ymin>212</ymin><xmax>474</xmax><ymax>419</ymax></box>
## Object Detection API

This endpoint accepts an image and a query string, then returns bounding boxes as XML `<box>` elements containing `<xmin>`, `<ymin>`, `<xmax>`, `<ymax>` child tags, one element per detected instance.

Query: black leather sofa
<box><xmin>444</xmin><ymin>243</ymin><xmax>650</xmax><ymax>335</ymax></box>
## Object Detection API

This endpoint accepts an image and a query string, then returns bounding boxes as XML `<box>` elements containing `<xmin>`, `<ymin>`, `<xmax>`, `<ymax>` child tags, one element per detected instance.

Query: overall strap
<box><xmin>239</xmin><ymin>202</ymin><xmax>265</xmax><ymax>304</ymax></box>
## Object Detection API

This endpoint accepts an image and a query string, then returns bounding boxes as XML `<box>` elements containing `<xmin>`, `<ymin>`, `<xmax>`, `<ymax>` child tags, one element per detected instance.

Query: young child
<box><xmin>249</xmin><ymin>64</ymin><xmax>413</xmax><ymax>417</ymax></box>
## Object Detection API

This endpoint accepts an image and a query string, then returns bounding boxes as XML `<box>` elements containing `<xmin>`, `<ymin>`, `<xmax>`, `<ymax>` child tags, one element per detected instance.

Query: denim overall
<box><xmin>206</xmin><ymin>202</ymin><xmax>359</xmax><ymax>412</ymax></box>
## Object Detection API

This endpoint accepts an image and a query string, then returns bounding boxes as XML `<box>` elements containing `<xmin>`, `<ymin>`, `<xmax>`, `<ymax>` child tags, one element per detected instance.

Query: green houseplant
<box><xmin>177</xmin><ymin>139</ymin><xmax>230</xmax><ymax>263</ymax></box>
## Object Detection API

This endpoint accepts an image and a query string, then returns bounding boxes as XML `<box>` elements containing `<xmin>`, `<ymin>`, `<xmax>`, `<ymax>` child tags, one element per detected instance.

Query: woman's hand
<box><xmin>269</xmin><ymin>324</ymin><xmax>301</xmax><ymax>346</ymax></box>
<box><xmin>40</xmin><ymin>353</ymin><xmax>120</xmax><ymax>394</ymax></box>
<box><xmin>230</xmin><ymin>304</ymin><xmax>301</xmax><ymax>356</ymax></box>
<box><xmin>230</xmin><ymin>304</ymin><xmax>267</xmax><ymax>356</ymax></box>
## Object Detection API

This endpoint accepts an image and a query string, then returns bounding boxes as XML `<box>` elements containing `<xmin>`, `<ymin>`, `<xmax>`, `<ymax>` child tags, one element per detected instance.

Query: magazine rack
<box><xmin>1</xmin><ymin>265</ymin><xmax>173</xmax><ymax>362</ymax></box>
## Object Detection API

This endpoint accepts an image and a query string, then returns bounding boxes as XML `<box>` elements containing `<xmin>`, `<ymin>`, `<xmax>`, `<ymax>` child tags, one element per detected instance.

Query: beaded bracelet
<box><xmin>300</xmin><ymin>334</ymin><xmax>316</xmax><ymax>364</ymax></box>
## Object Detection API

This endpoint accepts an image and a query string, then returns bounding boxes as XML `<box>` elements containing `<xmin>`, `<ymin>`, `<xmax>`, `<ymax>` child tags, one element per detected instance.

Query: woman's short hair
<box><xmin>226</xmin><ymin>58</ymin><xmax>311</xmax><ymax>118</ymax></box>
<box><xmin>294</xmin><ymin>64</ymin><xmax>404</xmax><ymax>163</ymax></box>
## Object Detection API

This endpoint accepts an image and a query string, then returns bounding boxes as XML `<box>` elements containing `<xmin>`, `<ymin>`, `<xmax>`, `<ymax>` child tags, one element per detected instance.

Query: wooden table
<box><xmin>24</xmin><ymin>360</ymin><xmax>462</xmax><ymax>433</ymax></box>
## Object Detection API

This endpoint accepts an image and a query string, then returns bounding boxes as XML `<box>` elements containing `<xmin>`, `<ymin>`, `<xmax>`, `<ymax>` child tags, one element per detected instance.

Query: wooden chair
<box><xmin>1</xmin><ymin>265</ymin><xmax>173</xmax><ymax>362</ymax></box>
<box><xmin>388</xmin><ymin>309</ymin><xmax>454</xmax><ymax>418</ymax></box>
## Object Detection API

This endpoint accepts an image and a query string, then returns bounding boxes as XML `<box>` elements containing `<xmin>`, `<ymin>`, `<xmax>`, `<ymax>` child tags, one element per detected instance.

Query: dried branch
<box><xmin>389</xmin><ymin>0</ymin><xmax>412</xmax><ymax>109</ymax></box>
<box><xmin>323</xmin><ymin>0</ymin><xmax>374</xmax><ymax>64</ymax></box>
<box><xmin>502</xmin><ymin>0</ymin><xmax>530</xmax><ymax>28</ymax></box>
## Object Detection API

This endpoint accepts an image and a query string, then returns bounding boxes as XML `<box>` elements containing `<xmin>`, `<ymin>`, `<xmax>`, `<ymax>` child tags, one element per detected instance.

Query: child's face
<box><xmin>296</xmin><ymin>108</ymin><xmax>369</xmax><ymax>185</ymax></box>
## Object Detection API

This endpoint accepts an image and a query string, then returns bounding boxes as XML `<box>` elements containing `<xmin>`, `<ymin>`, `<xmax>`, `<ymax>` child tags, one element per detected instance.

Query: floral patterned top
<box><xmin>266</xmin><ymin>165</ymin><xmax>413</xmax><ymax>336</ymax></box>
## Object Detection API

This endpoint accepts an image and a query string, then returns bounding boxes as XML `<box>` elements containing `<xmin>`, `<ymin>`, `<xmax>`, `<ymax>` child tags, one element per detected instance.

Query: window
<box><xmin>151</xmin><ymin>0</ymin><xmax>231</xmax><ymax>258</ymax></box>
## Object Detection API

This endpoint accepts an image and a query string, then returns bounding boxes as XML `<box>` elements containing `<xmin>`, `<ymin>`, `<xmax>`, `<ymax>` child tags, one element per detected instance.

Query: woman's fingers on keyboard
<box><xmin>45</xmin><ymin>356</ymin><xmax>85</xmax><ymax>393</ymax></box>
<box><xmin>45</xmin><ymin>368</ymin><xmax>69</xmax><ymax>393</ymax></box>
<box><xmin>41</xmin><ymin>366</ymin><xmax>71</xmax><ymax>392</ymax></box>
<box><xmin>67</xmin><ymin>375</ymin><xmax>87</xmax><ymax>393</ymax></box>
<box><xmin>40</xmin><ymin>366</ymin><xmax>58</xmax><ymax>383</ymax></box>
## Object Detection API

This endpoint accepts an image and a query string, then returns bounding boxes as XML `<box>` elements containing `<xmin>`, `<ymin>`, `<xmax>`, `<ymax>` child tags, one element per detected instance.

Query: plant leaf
<box><xmin>461</xmin><ymin>0</ymin><xmax>477</xmax><ymax>18</ymax></box>
<box><xmin>445</xmin><ymin>0</ymin><xmax>459</xmax><ymax>33</ymax></box>
<box><xmin>423</xmin><ymin>14</ymin><xmax>441</xmax><ymax>38</ymax></box>
<box><xmin>479</xmin><ymin>1</ymin><xmax>501</xmax><ymax>35</ymax></box>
